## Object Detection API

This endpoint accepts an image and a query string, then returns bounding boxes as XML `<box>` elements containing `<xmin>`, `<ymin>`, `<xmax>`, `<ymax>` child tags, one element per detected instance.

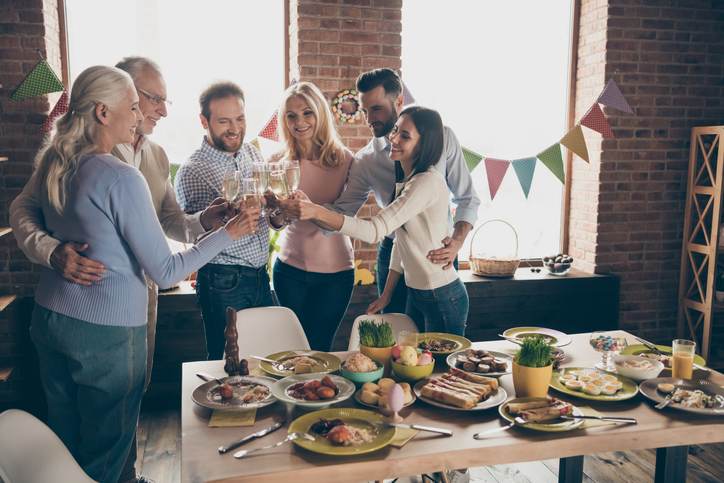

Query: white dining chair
<box><xmin>0</xmin><ymin>409</ymin><xmax>96</xmax><ymax>483</ymax></box>
<box><xmin>347</xmin><ymin>313</ymin><xmax>418</xmax><ymax>350</ymax></box>
<box><xmin>229</xmin><ymin>306</ymin><xmax>310</xmax><ymax>356</ymax></box>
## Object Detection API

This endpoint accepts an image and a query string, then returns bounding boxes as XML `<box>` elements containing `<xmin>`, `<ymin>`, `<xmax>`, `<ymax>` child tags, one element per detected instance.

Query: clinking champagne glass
<box><xmin>284</xmin><ymin>159</ymin><xmax>301</xmax><ymax>194</ymax></box>
<box><xmin>222</xmin><ymin>168</ymin><xmax>241</xmax><ymax>217</ymax></box>
<box><xmin>269</xmin><ymin>162</ymin><xmax>289</xmax><ymax>200</ymax></box>
<box><xmin>252</xmin><ymin>162</ymin><xmax>271</xmax><ymax>215</ymax></box>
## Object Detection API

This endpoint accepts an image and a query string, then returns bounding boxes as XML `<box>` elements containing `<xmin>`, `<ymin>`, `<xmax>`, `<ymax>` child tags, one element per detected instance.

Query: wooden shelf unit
<box><xmin>677</xmin><ymin>126</ymin><xmax>724</xmax><ymax>360</ymax></box>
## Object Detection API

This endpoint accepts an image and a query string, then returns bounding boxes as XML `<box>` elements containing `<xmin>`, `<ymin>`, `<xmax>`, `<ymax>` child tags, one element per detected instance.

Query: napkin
<box><xmin>579</xmin><ymin>406</ymin><xmax>616</xmax><ymax>428</ymax></box>
<box><xmin>390</xmin><ymin>427</ymin><xmax>419</xmax><ymax>448</ymax></box>
<box><xmin>208</xmin><ymin>408</ymin><xmax>257</xmax><ymax>427</ymax></box>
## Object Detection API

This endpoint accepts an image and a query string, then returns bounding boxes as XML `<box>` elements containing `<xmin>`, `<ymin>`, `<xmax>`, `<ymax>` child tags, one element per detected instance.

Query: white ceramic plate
<box><xmin>271</xmin><ymin>374</ymin><xmax>355</xmax><ymax>409</ymax></box>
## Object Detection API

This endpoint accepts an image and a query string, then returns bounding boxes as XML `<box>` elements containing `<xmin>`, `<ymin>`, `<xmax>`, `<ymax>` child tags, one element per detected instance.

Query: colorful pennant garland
<box><xmin>597</xmin><ymin>78</ymin><xmax>633</xmax><ymax>114</ymax></box>
<box><xmin>537</xmin><ymin>143</ymin><xmax>565</xmax><ymax>183</ymax></box>
<box><xmin>40</xmin><ymin>91</ymin><xmax>69</xmax><ymax>134</ymax></box>
<box><xmin>484</xmin><ymin>158</ymin><xmax>510</xmax><ymax>200</ymax></box>
<box><xmin>10</xmin><ymin>59</ymin><xmax>65</xmax><ymax>101</ymax></box>
<box><xmin>581</xmin><ymin>103</ymin><xmax>614</xmax><ymax>138</ymax></box>
<box><xmin>401</xmin><ymin>79</ymin><xmax>416</xmax><ymax>106</ymax></box>
<box><xmin>560</xmin><ymin>125</ymin><xmax>590</xmax><ymax>162</ymax></box>
<box><xmin>258</xmin><ymin>111</ymin><xmax>279</xmax><ymax>141</ymax></box>
<box><xmin>249</xmin><ymin>137</ymin><xmax>262</xmax><ymax>152</ymax></box>
<box><xmin>462</xmin><ymin>146</ymin><xmax>484</xmax><ymax>171</ymax></box>
<box><xmin>512</xmin><ymin>157</ymin><xmax>537</xmax><ymax>198</ymax></box>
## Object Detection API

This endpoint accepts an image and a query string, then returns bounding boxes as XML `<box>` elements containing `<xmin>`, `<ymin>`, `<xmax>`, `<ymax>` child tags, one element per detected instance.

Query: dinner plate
<box><xmin>271</xmin><ymin>374</ymin><xmax>355</xmax><ymax>409</ymax></box>
<box><xmin>413</xmin><ymin>379</ymin><xmax>508</xmax><ymax>411</ymax></box>
<box><xmin>259</xmin><ymin>350</ymin><xmax>342</xmax><ymax>378</ymax></box>
<box><xmin>353</xmin><ymin>387</ymin><xmax>416</xmax><ymax>410</ymax></box>
<box><xmin>191</xmin><ymin>375</ymin><xmax>278</xmax><ymax>411</ymax></box>
<box><xmin>503</xmin><ymin>327</ymin><xmax>572</xmax><ymax>347</ymax></box>
<box><xmin>499</xmin><ymin>397</ymin><xmax>585</xmax><ymax>432</ymax></box>
<box><xmin>445</xmin><ymin>349</ymin><xmax>512</xmax><ymax>377</ymax></box>
<box><xmin>288</xmin><ymin>408</ymin><xmax>396</xmax><ymax>456</ymax></box>
<box><xmin>550</xmin><ymin>367</ymin><xmax>638</xmax><ymax>401</ymax></box>
<box><xmin>621</xmin><ymin>344</ymin><xmax>707</xmax><ymax>367</ymax></box>
<box><xmin>416</xmin><ymin>332</ymin><xmax>472</xmax><ymax>356</ymax></box>
<box><xmin>639</xmin><ymin>377</ymin><xmax>724</xmax><ymax>416</ymax></box>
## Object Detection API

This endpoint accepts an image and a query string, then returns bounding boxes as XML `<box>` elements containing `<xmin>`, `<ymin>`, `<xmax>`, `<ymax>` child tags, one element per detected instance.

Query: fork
<box><xmin>655</xmin><ymin>394</ymin><xmax>674</xmax><ymax>410</ymax></box>
<box><xmin>233</xmin><ymin>432</ymin><xmax>314</xmax><ymax>459</ymax></box>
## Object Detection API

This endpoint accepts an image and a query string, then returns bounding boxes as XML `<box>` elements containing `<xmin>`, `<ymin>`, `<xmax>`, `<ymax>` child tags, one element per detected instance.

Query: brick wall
<box><xmin>0</xmin><ymin>0</ymin><xmax>63</xmax><ymax>297</ymax></box>
<box><xmin>571</xmin><ymin>0</ymin><xmax>724</xmax><ymax>346</ymax></box>
<box><xmin>289</xmin><ymin>0</ymin><xmax>402</xmax><ymax>272</ymax></box>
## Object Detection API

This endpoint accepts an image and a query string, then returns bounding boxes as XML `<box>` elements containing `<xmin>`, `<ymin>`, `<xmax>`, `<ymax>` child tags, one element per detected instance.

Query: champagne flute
<box><xmin>269</xmin><ymin>162</ymin><xmax>289</xmax><ymax>200</ymax></box>
<box><xmin>252</xmin><ymin>162</ymin><xmax>271</xmax><ymax>215</ymax></box>
<box><xmin>221</xmin><ymin>168</ymin><xmax>240</xmax><ymax>212</ymax></box>
<box><xmin>284</xmin><ymin>159</ymin><xmax>301</xmax><ymax>194</ymax></box>
<box><xmin>240</xmin><ymin>178</ymin><xmax>261</xmax><ymax>211</ymax></box>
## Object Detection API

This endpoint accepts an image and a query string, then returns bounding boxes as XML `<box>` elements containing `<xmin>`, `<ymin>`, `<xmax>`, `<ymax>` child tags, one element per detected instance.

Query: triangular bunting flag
<box><xmin>581</xmin><ymin>103</ymin><xmax>614</xmax><ymax>138</ymax></box>
<box><xmin>258</xmin><ymin>112</ymin><xmax>279</xmax><ymax>141</ymax></box>
<box><xmin>41</xmin><ymin>91</ymin><xmax>69</xmax><ymax>134</ymax></box>
<box><xmin>401</xmin><ymin>79</ymin><xmax>416</xmax><ymax>105</ymax></box>
<box><xmin>597</xmin><ymin>79</ymin><xmax>633</xmax><ymax>114</ymax></box>
<box><xmin>249</xmin><ymin>137</ymin><xmax>261</xmax><ymax>152</ymax></box>
<box><xmin>484</xmin><ymin>158</ymin><xmax>510</xmax><ymax>200</ymax></box>
<box><xmin>537</xmin><ymin>143</ymin><xmax>565</xmax><ymax>183</ymax></box>
<box><xmin>11</xmin><ymin>59</ymin><xmax>65</xmax><ymax>101</ymax></box>
<box><xmin>560</xmin><ymin>125</ymin><xmax>589</xmax><ymax>162</ymax></box>
<box><xmin>461</xmin><ymin>146</ymin><xmax>483</xmax><ymax>172</ymax></box>
<box><xmin>512</xmin><ymin>157</ymin><xmax>537</xmax><ymax>198</ymax></box>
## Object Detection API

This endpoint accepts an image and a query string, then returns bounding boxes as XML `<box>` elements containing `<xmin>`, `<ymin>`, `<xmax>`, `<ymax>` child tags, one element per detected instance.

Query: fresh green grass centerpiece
<box><xmin>358</xmin><ymin>320</ymin><xmax>396</xmax><ymax>375</ymax></box>
<box><xmin>513</xmin><ymin>337</ymin><xmax>555</xmax><ymax>397</ymax></box>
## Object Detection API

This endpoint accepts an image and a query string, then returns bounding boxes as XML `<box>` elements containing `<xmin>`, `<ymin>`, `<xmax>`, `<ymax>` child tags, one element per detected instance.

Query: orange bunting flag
<box><xmin>581</xmin><ymin>103</ymin><xmax>614</xmax><ymax>138</ymax></box>
<box><xmin>484</xmin><ymin>158</ymin><xmax>510</xmax><ymax>200</ymax></box>
<box><xmin>560</xmin><ymin>125</ymin><xmax>589</xmax><ymax>162</ymax></box>
<box><xmin>258</xmin><ymin>112</ymin><xmax>279</xmax><ymax>141</ymax></box>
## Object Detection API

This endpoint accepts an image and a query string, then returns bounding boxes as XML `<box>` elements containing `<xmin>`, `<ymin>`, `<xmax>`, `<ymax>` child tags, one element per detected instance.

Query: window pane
<box><xmin>402</xmin><ymin>1</ymin><xmax>572</xmax><ymax>258</ymax></box>
<box><xmin>64</xmin><ymin>0</ymin><xmax>284</xmax><ymax>165</ymax></box>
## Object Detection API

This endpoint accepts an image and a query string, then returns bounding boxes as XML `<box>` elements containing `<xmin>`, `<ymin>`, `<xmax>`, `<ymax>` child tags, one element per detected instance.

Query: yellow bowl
<box><xmin>391</xmin><ymin>359</ymin><xmax>435</xmax><ymax>382</ymax></box>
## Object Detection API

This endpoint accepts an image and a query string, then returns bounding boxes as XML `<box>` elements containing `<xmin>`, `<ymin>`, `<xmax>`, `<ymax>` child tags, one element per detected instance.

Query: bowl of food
<box><xmin>272</xmin><ymin>374</ymin><xmax>355</xmax><ymax>409</ymax></box>
<box><xmin>340</xmin><ymin>352</ymin><xmax>384</xmax><ymax>385</ymax></box>
<box><xmin>542</xmin><ymin>254</ymin><xmax>573</xmax><ymax>276</ymax></box>
<box><xmin>612</xmin><ymin>354</ymin><xmax>664</xmax><ymax>381</ymax></box>
<box><xmin>390</xmin><ymin>345</ymin><xmax>435</xmax><ymax>382</ymax></box>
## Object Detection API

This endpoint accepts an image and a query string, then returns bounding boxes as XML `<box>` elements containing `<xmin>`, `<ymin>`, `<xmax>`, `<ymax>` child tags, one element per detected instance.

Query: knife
<box><xmin>560</xmin><ymin>414</ymin><xmax>637</xmax><ymax>424</ymax></box>
<box><xmin>387</xmin><ymin>423</ymin><xmax>453</xmax><ymax>436</ymax></box>
<box><xmin>218</xmin><ymin>420</ymin><xmax>285</xmax><ymax>454</ymax></box>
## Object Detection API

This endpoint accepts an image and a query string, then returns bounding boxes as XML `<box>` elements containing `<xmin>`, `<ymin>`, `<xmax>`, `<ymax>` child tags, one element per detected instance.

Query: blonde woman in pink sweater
<box><xmin>272</xmin><ymin>82</ymin><xmax>354</xmax><ymax>351</ymax></box>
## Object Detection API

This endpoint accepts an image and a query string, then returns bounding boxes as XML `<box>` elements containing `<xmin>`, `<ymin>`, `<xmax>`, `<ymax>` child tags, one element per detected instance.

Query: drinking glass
<box><xmin>284</xmin><ymin>159</ymin><xmax>301</xmax><ymax>193</ymax></box>
<box><xmin>397</xmin><ymin>330</ymin><xmax>418</xmax><ymax>348</ymax></box>
<box><xmin>252</xmin><ymin>162</ymin><xmax>271</xmax><ymax>215</ymax></box>
<box><xmin>589</xmin><ymin>332</ymin><xmax>628</xmax><ymax>372</ymax></box>
<box><xmin>269</xmin><ymin>162</ymin><xmax>289</xmax><ymax>199</ymax></box>
<box><xmin>240</xmin><ymin>178</ymin><xmax>261</xmax><ymax>211</ymax></box>
<box><xmin>672</xmin><ymin>339</ymin><xmax>695</xmax><ymax>379</ymax></box>
<box><xmin>221</xmin><ymin>168</ymin><xmax>240</xmax><ymax>205</ymax></box>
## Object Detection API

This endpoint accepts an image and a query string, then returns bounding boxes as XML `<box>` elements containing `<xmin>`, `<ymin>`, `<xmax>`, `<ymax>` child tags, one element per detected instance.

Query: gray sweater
<box><xmin>35</xmin><ymin>153</ymin><xmax>232</xmax><ymax>327</ymax></box>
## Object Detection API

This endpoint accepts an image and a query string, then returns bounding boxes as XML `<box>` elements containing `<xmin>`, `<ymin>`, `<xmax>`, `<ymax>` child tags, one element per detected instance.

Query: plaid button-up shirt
<box><xmin>175</xmin><ymin>138</ymin><xmax>269</xmax><ymax>267</ymax></box>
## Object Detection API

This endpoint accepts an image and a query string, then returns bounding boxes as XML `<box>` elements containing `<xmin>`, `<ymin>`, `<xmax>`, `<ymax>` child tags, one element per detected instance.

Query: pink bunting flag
<box><xmin>41</xmin><ymin>91</ymin><xmax>69</xmax><ymax>134</ymax></box>
<box><xmin>484</xmin><ymin>157</ymin><xmax>510</xmax><ymax>200</ymax></box>
<box><xmin>581</xmin><ymin>103</ymin><xmax>614</xmax><ymax>138</ymax></box>
<box><xmin>258</xmin><ymin>111</ymin><xmax>279</xmax><ymax>141</ymax></box>
<box><xmin>597</xmin><ymin>79</ymin><xmax>633</xmax><ymax>114</ymax></box>
<box><xmin>401</xmin><ymin>79</ymin><xmax>416</xmax><ymax>105</ymax></box>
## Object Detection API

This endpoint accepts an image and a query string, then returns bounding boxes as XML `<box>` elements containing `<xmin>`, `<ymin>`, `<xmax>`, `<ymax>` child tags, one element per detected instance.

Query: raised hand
<box><xmin>200</xmin><ymin>197</ymin><xmax>233</xmax><ymax>230</ymax></box>
<box><xmin>224</xmin><ymin>205</ymin><xmax>261</xmax><ymax>239</ymax></box>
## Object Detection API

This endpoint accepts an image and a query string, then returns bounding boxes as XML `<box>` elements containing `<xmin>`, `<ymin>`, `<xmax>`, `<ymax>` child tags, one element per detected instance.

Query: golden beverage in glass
<box><xmin>269</xmin><ymin>170</ymin><xmax>288</xmax><ymax>198</ymax></box>
<box><xmin>222</xmin><ymin>174</ymin><xmax>239</xmax><ymax>203</ymax></box>
<box><xmin>252</xmin><ymin>164</ymin><xmax>269</xmax><ymax>195</ymax></box>
<box><xmin>671</xmin><ymin>339</ymin><xmax>695</xmax><ymax>379</ymax></box>
<box><xmin>284</xmin><ymin>160</ymin><xmax>301</xmax><ymax>192</ymax></box>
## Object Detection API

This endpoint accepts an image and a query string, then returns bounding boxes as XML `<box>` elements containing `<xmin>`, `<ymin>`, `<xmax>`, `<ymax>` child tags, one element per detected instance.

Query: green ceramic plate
<box><xmin>499</xmin><ymin>397</ymin><xmax>585</xmax><ymax>432</ymax></box>
<box><xmin>260</xmin><ymin>350</ymin><xmax>342</xmax><ymax>378</ymax></box>
<box><xmin>416</xmin><ymin>332</ymin><xmax>472</xmax><ymax>355</ymax></box>
<box><xmin>550</xmin><ymin>367</ymin><xmax>638</xmax><ymax>401</ymax></box>
<box><xmin>503</xmin><ymin>327</ymin><xmax>572</xmax><ymax>347</ymax></box>
<box><xmin>288</xmin><ymin>408</ymin><xmax>396</xmax><ymax>456</ymax></box>
<box><xmin>621</xmin><ymin>344</ymin><xmax>706</xmax><ymax>367</ymax></box>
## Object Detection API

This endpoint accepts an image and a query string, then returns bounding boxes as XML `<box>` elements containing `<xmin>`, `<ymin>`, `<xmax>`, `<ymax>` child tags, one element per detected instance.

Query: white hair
<box><xmin>115</xmin><ymin>56</ymin><xmax>162</xmax><ymax>82</ymax></box>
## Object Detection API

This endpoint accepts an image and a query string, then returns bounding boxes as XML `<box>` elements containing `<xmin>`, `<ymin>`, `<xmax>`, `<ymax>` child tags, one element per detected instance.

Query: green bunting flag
<box><xmin>10</xmin><ymin>59</ymin><xmax>65</xmax><ymax>101</ymax></box>
<box><xmin>537</xmin><ymin>143</ymin><xmax>565</xmax><ymax>183</ymax></box>
<box><xmin>512</xmin><ymin>157</ymin><xmax>537</xmax><ymax>198</ymax></box>
<box><xmin>462</xmin><ymin>146</ymin><xmax>483</xmax><ymax>171</ymax></box>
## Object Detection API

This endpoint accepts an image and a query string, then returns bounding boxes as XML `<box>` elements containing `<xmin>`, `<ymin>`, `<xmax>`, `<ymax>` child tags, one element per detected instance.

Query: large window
<box><xmin>402</xmin><ymin>1</ymin><xmax>573</xmax><ymax>258</ymax></box>
<box><xmin>64</xmin><ymin>0</ymin><xmax>284</xmax><ymax>165</ymax></box>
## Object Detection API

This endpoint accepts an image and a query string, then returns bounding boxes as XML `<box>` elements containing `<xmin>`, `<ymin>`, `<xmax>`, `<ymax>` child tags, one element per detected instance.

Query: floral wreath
<box><xmin>331</xmin><ymin>88</ymin><xmax>362</xmax><ymax>123</ymax></box>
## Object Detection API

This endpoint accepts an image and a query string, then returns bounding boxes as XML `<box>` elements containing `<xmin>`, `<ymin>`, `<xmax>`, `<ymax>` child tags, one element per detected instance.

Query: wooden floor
<box><xmin>137</xmin><ymin>408</ymin><xmax>724</xmax><ymax>483</ymax></box>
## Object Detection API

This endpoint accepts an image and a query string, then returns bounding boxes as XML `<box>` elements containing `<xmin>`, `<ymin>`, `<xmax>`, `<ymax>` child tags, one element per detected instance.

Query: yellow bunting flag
<box><xmin>560</xmin><ymin>125</ymin><xmax>589</xmax><ymax>162</ymax></box>
<box><xmin>537</xmin><ymin>143</ymin><xmax>565</xmax><ymax>183</ymax></box>
<box><xmin>249</xmin><ymin>137</ymin><xmax>261</xmax><ymax>152</ymax></box>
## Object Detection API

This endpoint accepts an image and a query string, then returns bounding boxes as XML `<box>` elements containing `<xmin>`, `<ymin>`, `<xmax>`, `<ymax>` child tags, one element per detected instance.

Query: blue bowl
<box><xmin>339</xmin><ymin>363</ymin><xmax>384</xmax><ymax>386</ymax></box>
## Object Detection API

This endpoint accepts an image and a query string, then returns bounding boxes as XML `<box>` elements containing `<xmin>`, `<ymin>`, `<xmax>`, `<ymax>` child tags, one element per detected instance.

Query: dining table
<box><xmin>180</xmin><ymin>330</ymin><xmax>724</xmax><ymax>483</ymax></box>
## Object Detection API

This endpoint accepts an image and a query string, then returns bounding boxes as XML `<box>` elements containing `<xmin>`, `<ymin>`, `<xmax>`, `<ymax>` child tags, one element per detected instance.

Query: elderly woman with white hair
<box><xmin>23</xmin><ymin>65</ymin><xmax>258</xmax><ymax>483</ymax></box>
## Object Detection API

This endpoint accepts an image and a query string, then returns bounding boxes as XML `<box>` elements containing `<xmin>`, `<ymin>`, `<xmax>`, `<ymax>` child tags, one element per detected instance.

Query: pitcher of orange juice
<box><xmin>671</xmin><ymin>339</ymin><xmax>695</xmax><ymax>379</ymax></box>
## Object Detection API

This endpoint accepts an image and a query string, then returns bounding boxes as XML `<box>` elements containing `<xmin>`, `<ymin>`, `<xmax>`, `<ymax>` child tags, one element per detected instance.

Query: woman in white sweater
<box><xmin>284</xmin><ymin>106</ymin><xmax>469</xmax><ymax>335</ymax></box>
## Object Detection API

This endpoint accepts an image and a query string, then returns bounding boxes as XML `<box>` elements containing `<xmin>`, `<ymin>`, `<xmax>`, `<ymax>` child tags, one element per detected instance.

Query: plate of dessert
<box><xmin>192</xmin><ymin>375</ymin><xmax>277</xmax><ymax>410</ymax></box>
<box><xmin>446</xmin><ymin>348</ymin><xmax>512</xmax><ymax>377</ymax></box>
<box><xmin>259</xmin><ymin>350</ymin><xmax>341</xmax><ymax>377</ymax></box>
<box><xmin>413</xmin><ymin>368</ymin><xmax>507</xmax><ymax>411</ymax></box>
<box><xmin>550</xmin><ymin>367</ymin><xmax>638</xmax><ymax>401</ymax></box>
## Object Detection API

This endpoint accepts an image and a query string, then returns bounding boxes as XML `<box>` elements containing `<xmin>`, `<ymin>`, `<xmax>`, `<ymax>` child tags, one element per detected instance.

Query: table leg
<box><xmin>655</xmin><ymin>446</ymin><xmax>688</xmax><ymax>483</ymax></box>
<box><xmin>558</xmin><ymin>455</ymin><xmax>584</xmax><ymax>483</ymax></box>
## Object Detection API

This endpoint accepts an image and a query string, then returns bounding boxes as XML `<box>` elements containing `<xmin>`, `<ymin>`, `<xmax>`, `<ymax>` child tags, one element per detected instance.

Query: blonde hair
<box><xmin>35</xmin><ymin>65</ymin><xmax>134</xmax><ymax>213</ymax></box>
<box><xmin>278</xmin><ymin>82</ymin><xmax>346</xmax><ymax>168</ymax></box>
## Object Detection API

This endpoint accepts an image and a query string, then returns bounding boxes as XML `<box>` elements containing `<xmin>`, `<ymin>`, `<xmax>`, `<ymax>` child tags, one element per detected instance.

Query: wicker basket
<box><xmin>469</xmin><ymin>219</ymin><xmax>520</xmax><ymax>278</ymax></box>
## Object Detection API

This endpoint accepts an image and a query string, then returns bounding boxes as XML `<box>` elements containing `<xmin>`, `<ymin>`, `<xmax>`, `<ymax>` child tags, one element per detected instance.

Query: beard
<box><xmin>371</xmin><ymin>112</ymin><xmax>397</xmax><ymax>138</ymax></box>
<box><xmin>209</xmin><ymin>129</ymin><xmax>243</xmax><ymax>152</ymax></box>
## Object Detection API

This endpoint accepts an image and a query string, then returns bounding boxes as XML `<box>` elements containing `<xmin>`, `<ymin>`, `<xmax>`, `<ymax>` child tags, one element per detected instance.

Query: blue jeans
<box><xmin>196</xmin><ymin>263</ymin><xmax>274</xmax><ymax>360</ymax></box>
<box><xmin>407</xmin><ymin>278</ymin><xmax>469</xmax><ymax>336</ymax></box>
<box><xmin>273</xmin><ymin>259</ymin><xmax>355</xmax><ymax>351</ymax></box>
<box><xmin>30</xmin><ymin>304</ymin><xmax>146</xmax><ymax>483</ymax></box>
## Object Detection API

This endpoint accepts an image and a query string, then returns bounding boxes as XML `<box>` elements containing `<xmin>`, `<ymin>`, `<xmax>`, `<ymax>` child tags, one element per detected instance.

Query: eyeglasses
<box><xmin>136</xmin><ymin>86</ymin><xmax>172</xmax><ymax>107</ymax></box>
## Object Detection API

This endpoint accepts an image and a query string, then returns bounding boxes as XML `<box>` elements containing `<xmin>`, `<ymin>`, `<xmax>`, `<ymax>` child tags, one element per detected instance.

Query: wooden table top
<box><xmin>180</xmin><ymin>331</ymin><xmax>724</xmax><ymax>483</ymax></box>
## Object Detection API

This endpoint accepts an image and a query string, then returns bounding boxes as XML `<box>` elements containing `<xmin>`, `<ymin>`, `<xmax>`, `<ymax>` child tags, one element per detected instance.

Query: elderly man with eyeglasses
<box><xmin>9</xmin><ymin>57</ymin><xmax>230</xmax><ymax>483</ymax></box>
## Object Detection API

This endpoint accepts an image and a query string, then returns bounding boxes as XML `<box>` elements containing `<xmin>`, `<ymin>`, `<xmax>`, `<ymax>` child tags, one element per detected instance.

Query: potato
<box><xmin>361</xmin><ymin>382</ymin><xmax>379</xmax><ymax>393</ymax></box>
<box><xmin>377</xmin><ymin>393</ymin><xmax>390</xmax><ymax>409</ymax></box>
<box><xmin>360</xmin><ymin>390</ymin><xmax>379</xmax><ymax>405</ymax></box>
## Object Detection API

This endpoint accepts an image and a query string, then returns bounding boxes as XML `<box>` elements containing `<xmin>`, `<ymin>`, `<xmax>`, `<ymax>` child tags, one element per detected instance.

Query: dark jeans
<box><xmin>273</xmin><ymin>259</ymin><xmax>355</xmax><ymax>351</ymax></box>
<box><xmin>407</xmin><ymin>278</ymin><xmax>469</xmax><ymax>336</ymax></box>
<box><xmin>30</xmin><ymin>304</ymin><xmax>146</xmax><ymax>483</ymax></box>
<box><xmin>377</xmin><ymin>236</ymin><xmax>458</xmax><ymax>331</ymax></box>
<box><xmin>196</xmin><ymin>263</ymin><xmax>274</xmax><ymax>360</ymax></box>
